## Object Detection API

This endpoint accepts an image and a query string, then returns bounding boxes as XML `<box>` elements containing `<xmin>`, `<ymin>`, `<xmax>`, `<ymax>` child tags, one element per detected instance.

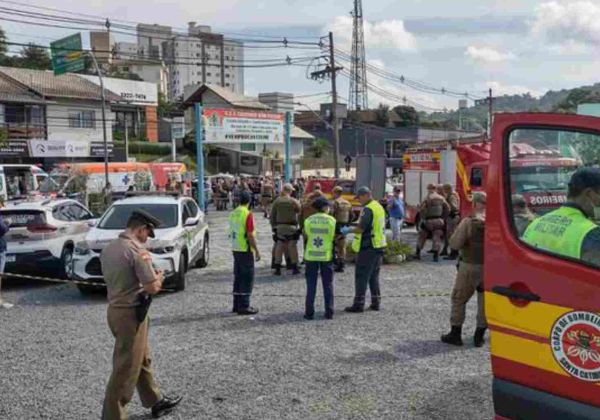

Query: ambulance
<box><xmin>486</xmin><ymin>113</ymin><xmax>600</xmax><ymax>418</ymax></box>
<box><xmin>402</xmin><ymin>138</ymin><xmax>578</xmax><ymax>225</ymax></box>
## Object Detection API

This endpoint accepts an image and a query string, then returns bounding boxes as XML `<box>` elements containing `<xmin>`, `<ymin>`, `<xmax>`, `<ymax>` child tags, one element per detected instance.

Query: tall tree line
<box><xmin>0</xmin><ymin>27</ymin><xmax>52</xmax><ymax>70</ymax></box>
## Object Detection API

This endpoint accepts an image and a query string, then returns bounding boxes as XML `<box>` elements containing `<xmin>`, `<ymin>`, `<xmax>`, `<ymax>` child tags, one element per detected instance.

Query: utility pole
<box><xmin>488</xmin><ymin>88</ymin><xmax>493</xmax><ymax>138</ymax></box>
<box><xmin>88</xmin><ymin>51</ymin><xmax>109</xmax><ymax>188</ymax></box>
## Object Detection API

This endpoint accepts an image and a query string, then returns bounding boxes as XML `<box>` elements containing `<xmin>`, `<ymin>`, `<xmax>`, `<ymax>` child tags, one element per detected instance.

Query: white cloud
<box><xmin>327</xmin><ymin>16</ymin><xmax>417</xmax><ymax>52</ymax></box>
<box><xmin>465</xmin><ymin>46</ymin><xmax>516</xmax><ymax>63</ymax></box>
<box><xmin>532</xmin><ymin>1</ymin><xmax>600</xmax><ymax>45</ymax></box>
<box><xmin>483</xmin><ymin>81</ymin><xmax>541</xmax><ymax>97</ymax></box>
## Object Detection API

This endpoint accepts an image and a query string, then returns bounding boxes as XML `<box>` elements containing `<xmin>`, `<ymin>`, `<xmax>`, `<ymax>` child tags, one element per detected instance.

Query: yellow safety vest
<box><xmin>352</xmin><ymin>200</ymin><xmax>387</xmax><ymax>253</ymax></box>
<box><xmin>304</xmin><ymin>213</ymin><xmax>336</xmax><ymax>262</ymax></box>
<box><xmin>229</xmin><ymin>204</ymin><xmax>252</xmax><ymax>252</ymax></box>
<box><xmin>522</xmin><ymin>206</ymin><xmax>597</xmax><ymax>259</ymax></box>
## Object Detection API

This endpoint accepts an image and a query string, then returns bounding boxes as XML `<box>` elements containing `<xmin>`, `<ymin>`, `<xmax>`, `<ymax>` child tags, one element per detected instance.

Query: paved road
<box><xmin>0</xmin><ymin>209</ymin><xmax>494</xmax><ymax>419</ymax></box>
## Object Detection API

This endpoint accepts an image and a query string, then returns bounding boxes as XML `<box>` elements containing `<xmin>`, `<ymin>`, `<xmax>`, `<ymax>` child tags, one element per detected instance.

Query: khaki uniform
<box><xmin>100</xmin><ymin>233</ymin><xmax>161</xmax><ymax>420</ymax></box>
<box><xmin>417</xmin><ymin>192</ymin><xmax>450</xmax><ymax>252</ymax></box>
<box><xmin>332</xmin><ymin>197</ymin><xmax>352</xmax><ymax>262</ymax></box>
<box><xmin>270</xmin><ymin>195</ymin><xmax>301</xmax><ymax>266</ymax></box>
<box><xmin>448</xmin><ymin>215</ymin><xmax>487</xmax><ymax>329</ymax></box>
<box><xmin>444</xmin><ymin>191</ymin><xmax>461</xmax><ymax>250</ymax></box>
<box><xmin>514</xmin><ymin>211</ymin><xmax>536</xmax><ymax>237</ymax></box>
<box><xmin>260</xmin><ymin>183</ymin><xmax>274</xmax><ymax>214</ymax></box>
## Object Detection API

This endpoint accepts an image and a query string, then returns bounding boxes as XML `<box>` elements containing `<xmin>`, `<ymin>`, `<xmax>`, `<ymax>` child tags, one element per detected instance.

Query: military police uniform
<box><xmin>346</xmin><ymin>195</ymin><xmax>387</xmax><ymax>312</ymax></box>
<box><xmin>303</xmin><ymin>197</ymin><xmax>337</xmax><ymax>319</ymax></box>
<box><xmin>100</xmin><ymin>211</ymin><xmax>180</xmax><ymax>420</ymax></box>
<box><xmin>270</xmin><ymin>193</ymin><xmax>301</xmax><ymax>274</ymax></box>
<box><xmin>260</xmin><ymin>181</ymin><xmax>274</xmax><ymax>217</ymax></box>
<box><xmin>442</xmin><ymin>188</ymin><xmax>460</xmax><ymax>257</ymax></box>
<box><xmin>416</xmin><ymin>186</ymin><xmax>450</xmax><ymax>262</ymax></box>
<box><xmin>332</xmin><ymin>189</ymin><xmax>352</xmax><ymax>272</ymax></box>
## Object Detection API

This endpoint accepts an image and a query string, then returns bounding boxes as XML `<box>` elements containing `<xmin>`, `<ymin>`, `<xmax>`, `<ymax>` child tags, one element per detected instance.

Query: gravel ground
<box><xmin>0</xmin><ymin>208</ymin><xmax>493</xmax><ymax>420</ymax></box>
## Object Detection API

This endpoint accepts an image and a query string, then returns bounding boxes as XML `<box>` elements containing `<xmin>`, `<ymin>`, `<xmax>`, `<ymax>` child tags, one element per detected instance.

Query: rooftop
<box><xmin>183</xmin><ymin>84</ymin><xmax>270</xmax><ymax>110</ymax></box>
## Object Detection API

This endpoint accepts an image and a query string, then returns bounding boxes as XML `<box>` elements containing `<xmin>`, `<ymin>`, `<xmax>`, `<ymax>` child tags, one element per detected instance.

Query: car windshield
<box><xmin>98</xmin><ymin>204</ymin><xmax>178</xmax><ymax>229</ymax></box>
<box><xmin>511</xmin><ymin>166</ymin><xmax>577</xmax><ymax>193</ymax></box>
<box><xmin>39</xmin><ymin>174</ymin><xmax>69</xmax><ymax>193</ymax></box>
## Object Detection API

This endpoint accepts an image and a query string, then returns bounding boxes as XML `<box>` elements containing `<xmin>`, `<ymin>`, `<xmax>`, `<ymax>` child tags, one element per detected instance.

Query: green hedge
<box><xmin>114</xmin><ymin>141</ymin><xmax>171</xmax><ymax>156</ymax></box>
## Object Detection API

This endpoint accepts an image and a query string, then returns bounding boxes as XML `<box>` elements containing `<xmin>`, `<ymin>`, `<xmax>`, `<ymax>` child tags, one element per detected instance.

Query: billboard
<box><xmin>204</xmin><ymin>109</ymin><xmax>284</xmax><ymax>144</ymax></box>
<box><xmin>50</xmin><ymin>33</ymin><xmax>85</xmax><ymax>75</ymax></box>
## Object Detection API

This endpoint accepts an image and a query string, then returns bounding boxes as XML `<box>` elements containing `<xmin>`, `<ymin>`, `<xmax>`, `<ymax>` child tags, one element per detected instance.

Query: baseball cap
<box><xmin>427</xmin><ymin>183</ymin><xmax>436</xmax><ymax>190</ymax></box>
<box><xmin>472</xmin><ymin>191</ymin><xmax>487</xmax><ymax>204</ymax></box>
<box><xmin>355</xmin><ymin>186</ymin><xmax>371</xmax><ymax>197</ymax></box>
<box><xmin>569</xmin><ymin>167</ymin><xmax>600</xmax><ymax>191</ymax></box>
<box><xmin>333</xmin><ymin>186</ymin><xmax>343</xmax><ymax>194</ymax></box>
<box><xmin>128</xmin><ymin>209</ymin><xmax>161</xmax><ymax>238</ymax></box>
<box><xmin>239</xmin><ymin>191</ymin><xmax>251</xmax><ymax>205</ymax></box>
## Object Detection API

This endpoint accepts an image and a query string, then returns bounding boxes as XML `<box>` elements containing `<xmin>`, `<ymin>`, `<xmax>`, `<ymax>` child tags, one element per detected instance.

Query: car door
<box><xmin>486</xmin><ymin>113</ymin><xmax>600</xmax><ymax>417</ymax></box>
<box><xmin>182</xmin><ymin>199</ymin><xmax>203</xmax><ymax>260</ymax></box>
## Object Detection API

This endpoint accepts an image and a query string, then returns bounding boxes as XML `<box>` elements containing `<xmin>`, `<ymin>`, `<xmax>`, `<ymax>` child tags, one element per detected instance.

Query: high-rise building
<box><xmin>137</xmin><ymin>23</ymin><xmax>172</xmax><ymax>59</ymax></box>
<box><xmin>113</xmin><ymin>42</ymin><xmax>138</xmax><ymax>60</ymax></box>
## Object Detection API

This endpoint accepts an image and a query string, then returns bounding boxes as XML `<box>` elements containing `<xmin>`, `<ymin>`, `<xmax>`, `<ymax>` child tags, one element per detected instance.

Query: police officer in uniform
<box><xmin>260</xmin><ymin>178</ymin><xmax>275</xmax><ymax>218</ymax></box>
<box><xmin>341</xmin><ymin>187</ymin><xmax>387</xmax><ymax>312</ymax></box>
<box><xmin>415</xmin><ymin>183</ymin><xmax>450</xmax><ymax>262</ymax></box>
<box><xmin>303</xmin><ymin>196</ymin><xmax>337</xmax><ymax>320</ymax></box>
<box><xmin>100</xmin><ymin>210</ymin><xmax>182</xmax><ymax>420</ymax></box>
<box><xmin>523</xmin><ymin>168</ymin><xmax>600</xmax><ymax>266</ymax></box>
<box><xmin>512</xmin><ymin>194</ymin><xmax>536</xmax><ymax>237</ymax></box>
<box><xmin>442</xmin><ymin>183</ymin><xmax>460</xmax><ymax>259</ymax></box>
<box><xmin>441</xmin><ymin>192</ymin><xmax>487</xmax><ymax>347</ymax></box>
<box><xmin>332</xmin><ymin>186</ymin><xmax>352</xmax><ymax>272</ymax></box>
<box><xmin>229</xmin><ymin>191</ymin><xmax>261</xmax><ymax>315</ymax></box>
<box><xmin>270</xmin><ymin>183</ymin><xmax>302</xmax><ymax>275</ymax></box>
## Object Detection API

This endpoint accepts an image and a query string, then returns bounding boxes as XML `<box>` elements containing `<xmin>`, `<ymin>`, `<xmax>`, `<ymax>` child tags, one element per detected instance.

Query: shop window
<box><xmin>69</xmin><ymin>110</ymin><xmax>95</xmax><ymax>129</ymax></box>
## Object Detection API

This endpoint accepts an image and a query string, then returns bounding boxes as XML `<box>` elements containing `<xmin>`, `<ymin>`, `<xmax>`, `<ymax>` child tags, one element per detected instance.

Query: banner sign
<box><xmin>29</xmin><ymin>140</ymin><xmax>89</xmax><ymax>158</ymax></box>
<box><xmin>204</xmin><ymin>109</ymin><xmax>284</xmax><ymax>144</ymax></box>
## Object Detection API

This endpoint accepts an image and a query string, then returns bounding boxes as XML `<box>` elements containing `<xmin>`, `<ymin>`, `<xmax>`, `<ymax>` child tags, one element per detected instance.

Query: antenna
<box><xmin>349</xmin><ymin>0</ymin><xmax>368</xmax><ymax>111</ymax></box>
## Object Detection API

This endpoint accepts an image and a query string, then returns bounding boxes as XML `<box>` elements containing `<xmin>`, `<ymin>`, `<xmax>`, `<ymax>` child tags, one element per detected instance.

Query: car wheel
<box><xmin>174</xmin><ymin>253</ymin><xmax>186</xmax><ymax>291</ymax></box>
<box><xmin>60</xmin><ymin>246</ymin><xmax>74</xmax><ymax>280</ymax></box>
<box><xmin>196</xmin><ymin>234</ymin><xmax>209</xmax><ymax>268</ymax></box>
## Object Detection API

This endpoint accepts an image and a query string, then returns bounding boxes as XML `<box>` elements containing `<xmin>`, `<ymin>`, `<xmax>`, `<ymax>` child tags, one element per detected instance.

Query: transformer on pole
<box><xmin>349</xmin><ymin>0</ymin><xmax>368</xmax><ymax>111</ymax></box>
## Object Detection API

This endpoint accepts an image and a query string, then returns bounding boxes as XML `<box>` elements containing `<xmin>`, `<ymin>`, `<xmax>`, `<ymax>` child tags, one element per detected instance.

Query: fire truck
<box><xmin>486</xmin><ymin>113</ymin><xmax>600</xmax><ymax>419</ymax></box>
<box><xmin>402</xmin><ymin>138</ymin><xmax>579</xmax><ymax>226</ymax></box>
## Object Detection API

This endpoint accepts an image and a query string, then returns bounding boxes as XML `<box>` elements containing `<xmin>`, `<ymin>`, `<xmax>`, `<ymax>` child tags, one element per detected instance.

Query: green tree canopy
<box><xmin>393</xmin><ymin>105</ymin><xmax>419</xmax><ymax>127</ymax></box>
<box><xmin>15</xmin><ymin>43</ymin><xmax>52</xmax><ymax>70</ymax></box>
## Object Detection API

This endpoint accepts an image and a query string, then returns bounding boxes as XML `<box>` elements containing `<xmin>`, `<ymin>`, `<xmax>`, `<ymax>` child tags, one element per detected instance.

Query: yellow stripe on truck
<box><xmin>485</xmin><ymin>292</ymin><xmax>572</xmax><ymax>339</ymax></box>
<box><xmin>456</xmin><ymin>156</ymin><xmax>471</xmax><ymax>200</ymax></box>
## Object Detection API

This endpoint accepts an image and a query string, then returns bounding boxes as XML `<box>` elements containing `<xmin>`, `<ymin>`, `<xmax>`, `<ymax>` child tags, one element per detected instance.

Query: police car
<box><xmin>72</xmin><ymin>193</ymin><xmax>209</xmax><ymax>294</ymax></box>
<box><xmin>0</xmin><ymin>198</ymin><xmax>95</xmax><ymax>278</ymax></box>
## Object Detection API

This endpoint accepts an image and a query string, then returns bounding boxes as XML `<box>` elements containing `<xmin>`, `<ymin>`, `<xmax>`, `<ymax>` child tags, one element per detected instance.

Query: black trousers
<box><xmin>353</xmin><ymin>248</ymin><xmax>383</xmax><ymax>307</ymax></box>
<box><xmin>233</xmin><ymin>251</ymin><xmax>255</xmax><ymax>310</ymax></box>
<box><xmin>305</xmin><ymin>261</ymin><xmax>334</xmax><ymax>316</ymax></box>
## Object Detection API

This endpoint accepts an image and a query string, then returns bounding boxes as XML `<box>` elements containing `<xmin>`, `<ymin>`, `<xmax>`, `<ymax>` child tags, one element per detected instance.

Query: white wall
<box><xmin>46</xmin><ymin>101</ymin><xmax>114</xmax><ymax>143</ymax></box>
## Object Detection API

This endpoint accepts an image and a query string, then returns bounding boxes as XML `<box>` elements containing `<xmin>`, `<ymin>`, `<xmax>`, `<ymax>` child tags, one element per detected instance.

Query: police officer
<box><xmin>270</xmin><ymin>183</ymin><xmax>302</xmax><ymax>275</ymax></box>
<box><xmin>523</xmin><ymin>167</ymin><xmax>600</xmax><ymax>265</ymax></box>
<box><xmin>332</xmin><ymin>186</ymin><xmax>352</xmax><ymax>272</ymax></box>
<box><xmin>512</xmin><ymin>194</ymin><xmax>536</xmax><ymax>237</ymax></box>
<box><xmin>441</xmin><ymin>192</ymin><xmax>487</xmax><ymax>347</ymax></box>
<box><xmin>341</xmin><ymin>186</ymin><xmax>387</xmax><ymax>312</ymax></box>
<box><xmin>442</xmin><ymin>183</ymin><xmax>460</xmax><ymax>259</ymax></box>
<box><xmin>260</xmin><ymin>177</ymin><xmax>275</xmax><ymax>218</ymax></box>
<box><xmin>303</xmin><ymin>196</ymin><xmax>337</xmax><ymax>320</ymax></box>
<box><xmin>229</xmin><ymin>191</ymin><xmax>261</xmax><ymax>315</ymax></box>
<box><xmin>100</xmin><ymin>210</ymin><xmax>182</xmax><ymax>420</ymax></box>
<box><xmin>415</xmin><ymin>183</ymin><xmax>450</xmax><ymax>262</ymax></box>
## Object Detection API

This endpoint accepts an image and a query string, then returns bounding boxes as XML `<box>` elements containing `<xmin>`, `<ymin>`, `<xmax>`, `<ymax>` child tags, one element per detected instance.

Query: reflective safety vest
<box><xmin>304</xmin><ymin>212</ymin><xmax>336</xmax><ymax>262</ymax></box>
<box><xmin>228</xmin><ymin>204</ymin><xmax>252</xmax><ymax>252</ymax></box>
<box><xmin>522</xmin><ymin>206</ymin><xmax>597</xmax><ymax>259</ymax></box>
<box><xmin>352</xmin><ymin>200</ymin><xmax>387</xmax><ymax>253</ymax></box>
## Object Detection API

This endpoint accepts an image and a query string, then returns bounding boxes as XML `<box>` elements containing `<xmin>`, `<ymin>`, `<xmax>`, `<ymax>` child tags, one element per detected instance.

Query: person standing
<box><xmin>303</xmin><ymin>197</ymin><xmax>337</xmax><ymax>320</ymax></box>
<box><xmin>270</xmin><ymin>184</ymin><xmax>301</xmax><ymax>275</ymax></box>
<box><xmin>260</xmin><ymin>178</ymin><xmax>275</xmax><ymax>218</ymax></box>
<box><xmin>415</xmin><ymin>183</ymin><xmax>450</xmax><ymax>262</ymax></box>
<box><xmin>512</xmin><ymin>194</ymin><xmax>536</xmax><ymax>237</ymax></box>
<box><xmin>387</xmin><ymin>188</ymin><xmax>405</xmax><ymax>242</ymax></box>
<box><xmin>341</xmin><ymin>187</ymin><xmax>387</xmax><ymax>312</ymax></box>
<box><xmin>332</xmin><ymin>186</ymin><xmax>352</xmax><ymax>272</ymax></box>
<box><xmin>229</xmin><ymin>191</ymin><xmax>261</xmax><ymax>315</ymax></box>
<box><xmin>442</xmin><ymin>184</ymin><xmax>461</xmax><ymax>259</ymax></box>
<box><xmin>441</xmin><ymin>192</ymin><xmax>487</xmax><ymax>347</ymax></box>
<box><xmin>0</xmin><ymin>209</ymin><xmax>11</xmax><ymax>309</ymax></box>
<box><xmin>100</xmin><ymin>210</ymin><xmax>182</xmax><ymax>420</ymax></box>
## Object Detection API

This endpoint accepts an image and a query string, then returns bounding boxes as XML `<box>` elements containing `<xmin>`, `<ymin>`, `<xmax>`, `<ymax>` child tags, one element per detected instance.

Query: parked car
<box><xmin>73</xmin><ymin>193</ymin><xmax>209</xmax><ymax>294</ymax></box>
<box><xmin>0</xmin><ymin>198</ymin><xmax>95</xmax><ymax>278</ymax></box>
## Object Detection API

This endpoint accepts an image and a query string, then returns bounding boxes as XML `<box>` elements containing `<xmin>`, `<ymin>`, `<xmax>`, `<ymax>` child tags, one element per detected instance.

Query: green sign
<box><xmin>50</xmin><ymin>33</ymin><xmax>85</xmax><ymax>75</ymax></box>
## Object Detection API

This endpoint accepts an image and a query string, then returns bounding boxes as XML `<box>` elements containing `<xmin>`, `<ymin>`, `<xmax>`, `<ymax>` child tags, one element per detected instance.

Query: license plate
<box><xmin>6</xmin><ymin>255</ymin><xmax>16</xmax><ymax>263</ymax></box>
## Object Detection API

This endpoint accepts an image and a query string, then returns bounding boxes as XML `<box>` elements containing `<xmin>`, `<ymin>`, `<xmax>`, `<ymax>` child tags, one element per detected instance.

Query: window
<box><xmin>240</xmin><ymin>143</ymin><xmax>255</xmax><ymax>152</ymax></box>
<box><xmin>384</xmin><ymin>140</ymin><xmax>404</xmax><ymax>159</ymax></box>
<box><xmin>471</xmin><ymin>168</ymin><xmax>483</xmax><ymax>188</ymax></box>
<box><xmin>226</xmin><ymin>83</ymin><xmax>230</xmax><ymax>87</ymax></box>
<box><xmin>99</xmin><ymin>204</ymin><xmax>178</xmax><ymax>229</ymax></box>
<box><xmin>207</xmin><ymin>72</ymin><xmax>211</xmax><ymax>77</ymax></box>
<box><xmin>225</xmin><ymin>73</ymin><xmax>230</xmax><ymax>78</ymax></box>
<box><xmin>181</xmin><ymin>202</ymin><xmax>192</xmax><ymax>223</ymax></box>
<box><xmin>507</xmin><ymin>127</ymin><xmax>600</xmax><ymax>268</ymax></box>
<box><xmin>68</xmin><ymin>110</ymin><xmax>95</xmax><ymax>129</ymax></box>
<box><xmin>185</xmin><ymin>200</ymin><xmax>199</xmax><ymax>218</ymax></box>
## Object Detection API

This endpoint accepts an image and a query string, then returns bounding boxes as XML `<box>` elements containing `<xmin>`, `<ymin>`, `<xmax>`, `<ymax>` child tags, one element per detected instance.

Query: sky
<box><xmin>2</xmin><ymin>0</ymin><xmax>600</xmax><ymax>111</ymax></box>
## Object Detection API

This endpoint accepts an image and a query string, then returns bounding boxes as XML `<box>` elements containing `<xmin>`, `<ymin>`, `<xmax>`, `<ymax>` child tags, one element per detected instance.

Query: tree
<box><xmin>0</xmin><ymin>26</ymin><xmax>7</xmax><ymax>58</ymax></box>
<box><xmin>158</xmin><ymin>92</ymin><xmax>177</xmax><ymax>118</ymax></box>
<box><xmin>15</xmin><ymin>43</ymin><xmax>51</xmax><ymax>70</ymax></box>
<box><xmin>392</xmin><ymin>105</ymin><xmax>419</xmax><ymax>127</ymax></box>
<box><xmin>553</xmin><ymin>88</ymin><xmax>600</xmax><ymax>114</ymax></box>
<box><xmin>311</xmin><ymin>138</ymin><xmax>330</xmax><ymax>158</ymax></box>
<box><xmin>374</xmin><ymin>103</ymin><xmax>390</xmax><ymax>127</ymax></box>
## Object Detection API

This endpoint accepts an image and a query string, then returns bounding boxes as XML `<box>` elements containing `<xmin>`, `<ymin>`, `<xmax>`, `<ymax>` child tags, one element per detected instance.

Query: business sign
<box><xmin>204</xmin><ymin>109</ymin><xmax>284</xmax><ymax>144</ymax></box>
<box><xmin>50</xmin><ymin>33</ymin><xmax>85</xmax><ymax>76</ymax></box>
<box><xmin>0</xmin><ymin>139</ymin><xmax>29</xmax><ymax>157</ymax></box>
<box><xmin>79</xmin><ymin>75</ymin><xmax>159</xmax><ymax>106</ymax></box>
<box><xmin>29</xmin><ymin>140</ymin><xmax>89</xmax><ymax>157</ymax></box>
<box><xmin>171</xmin><ymin>117</ymin><xmax>185</xmax><ymax>140</ymax></box>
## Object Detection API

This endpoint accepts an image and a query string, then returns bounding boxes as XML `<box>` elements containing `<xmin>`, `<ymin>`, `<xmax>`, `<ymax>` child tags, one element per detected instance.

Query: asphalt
<box><xmin>0</xmin><ymin>208</ymin><xmax>494</xmax><ymax>420</ymax></box>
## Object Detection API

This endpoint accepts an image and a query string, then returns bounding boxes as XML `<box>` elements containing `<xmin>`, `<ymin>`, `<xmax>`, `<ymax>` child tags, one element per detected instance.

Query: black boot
<box><xmin>152</xmin><ymin>395</ymin><xmax>183</xmax><ymax>418</ymax></box>
<box><xmin>414</xmin><ymin>248</ymin><xmax>421</xmax><ymax>260</ymax></box>
<box><xmin>440</xmin><ymin>246</ymin><xmax>448</xmax><ymax>256</ymax></box>
<box><xmin>292</xmin><ymin>264</ymin><xmax>301</xmax><ymax>275</ymax></box>
<box><xmin>334</xmin><ymin>259</ymin><xmax>344</xmax><ymax>273</ymax></box>
<box><xmin>433</xmin><ymin>251</ymin><xmax>439</xmax><ymax>262</ymax></box>
<box><xmin>474</xmin><ymin>327</ymin><xmax>487</xmax><ymax>347</ymax></box>
<box><xmin>273</xmin><ymin>264</ymin><xmax>282</xmax><ymax>276</ymax></box>
<box><xmin>441</xmin><ymin>326</ymin><xmax>463</xmax><ymax>346</ymax></box>
<box><xmin>444</xmin><ymin>250</ymin><xmax>459</xmax><ymax>260</ymax></box>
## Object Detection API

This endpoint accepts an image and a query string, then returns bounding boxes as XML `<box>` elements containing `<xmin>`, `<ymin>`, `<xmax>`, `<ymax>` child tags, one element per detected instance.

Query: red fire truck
<box><xmin>402</xmin><ymin>138</ymin><xmax>579</xmax><ymax>226</ymax></box>
<box><xmin>486</xmin><ymin>113</ymin><xmax>600</xmax><ymax>419</ymax></box>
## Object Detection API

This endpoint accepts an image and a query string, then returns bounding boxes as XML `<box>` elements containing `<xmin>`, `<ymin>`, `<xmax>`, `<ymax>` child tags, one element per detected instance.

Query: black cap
<box><xmin>128</xmin><ymin>209</ymin><xmax>161</xmax><ymax>238</ymax></box>
<box><xmin>312</xmin><ymin>196</ymin><xmax>330</xmax><ymax>211</ymax></box>
<box><xmin>569</xmin><ymin>167</ymin><xmax>600</xmax><ymax>191</ymax></box>
<box><xmin>355</xmin><ymin>186</ymin><xmax>371</xmax><ymax>198</ymax></box>
<box><xmin>239</xmin><ymin>191</ymin><xmax>251</xmax><ymax>205</ymax></box>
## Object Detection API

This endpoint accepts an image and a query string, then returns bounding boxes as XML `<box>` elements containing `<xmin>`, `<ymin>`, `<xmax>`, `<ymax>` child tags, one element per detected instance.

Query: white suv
<box><xmin>0</xmin><ymin>198</ymin><xmax>95</xmax><ymax>278</ymax></box>
<box><xmin>73</xmin><ymin>194</ymin><xmax>209</xmax><ymax>293</ymax></box>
